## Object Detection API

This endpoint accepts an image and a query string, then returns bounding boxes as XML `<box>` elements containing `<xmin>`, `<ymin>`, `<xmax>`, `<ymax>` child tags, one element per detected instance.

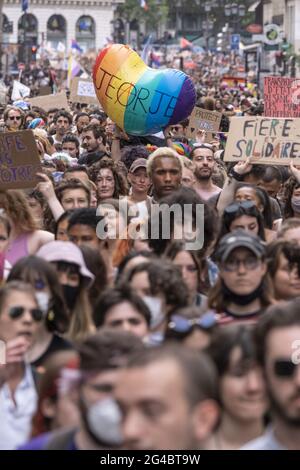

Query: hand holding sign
<box><xmin>36</xmin><ymin>172</ymin><xmax>56</xmax><ymax>201</ymax></box>
<box><xmin>289</xmin><ymin>161</ymin><xmax>300</xmax><ymax>183</ymax></box>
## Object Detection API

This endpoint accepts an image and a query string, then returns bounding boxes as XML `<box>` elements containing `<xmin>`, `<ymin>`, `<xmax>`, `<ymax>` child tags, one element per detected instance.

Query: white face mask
<box><xmin>87</xmin><ymin>397</ymin><xmax>123</xmax><ymax>446</ymax></box>
<box><xmin>35</xmin><ymin>291</ymin><xmax>50</xmax><ymax>314</ymax></box>
<box><xmin>142</xmin><ymin>296</ymin><xmax>165</xmax><ymax>329</ymax></box>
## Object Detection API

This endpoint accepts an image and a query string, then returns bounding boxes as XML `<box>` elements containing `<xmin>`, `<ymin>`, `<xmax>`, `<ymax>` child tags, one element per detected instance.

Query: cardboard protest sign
<box><xmin>70</xmin><ymin>78</ymin><xmax>98</xmax><ymax>105</ymax></box>
<box><xmin>0</xmin><ymin>130</ymin><xmax>42</xmax><ymax>189</ymax></box>
<box><xmin>224</xmin><ymin>116</ymin><xmax>300</xmax><ymax>165</ymax></box>
<box><xmin>186</xmin><ymin>107</ymin><xmax>222</xmax><ymax>140</ymax></box>
<box><xmin>264</xmin><ymin>77</ymin><xmax>300</xmax><ymax>117</ymax></box>
<box><xmin>29</xmin><ymin>90</ymin><xmax>69</xmax><ymax>111</ymax></box>
<box><xmin>37</xmin><ymin>86</ymin><xmax>52</xmax><ymax>96</ymax></box>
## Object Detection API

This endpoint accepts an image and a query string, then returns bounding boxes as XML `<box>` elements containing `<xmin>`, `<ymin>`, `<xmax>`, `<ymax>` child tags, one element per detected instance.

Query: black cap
<box><xmin>215</xmin><ymin>230</ymin><xmax>265</xmax><ymax>263</ymax></box>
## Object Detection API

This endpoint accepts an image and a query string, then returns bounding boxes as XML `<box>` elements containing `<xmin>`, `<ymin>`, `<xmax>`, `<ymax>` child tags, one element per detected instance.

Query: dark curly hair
<box><xmin>122</xmin><ymin>259</ymin><xmax>189</xmax><ymax>313</ymax></box>
<box><xmin>121</xmin><ymin>145</ymin><xmax>150</xmax><ymax>170</ymax></box>
<box><xmin>283</xmin><ymin>178</ymin><xmax>300</xmax><ymax>219</ymax></box>
<box><xmin>88</xmin><ymin>156</ymin><xmax>128</xmax><ymax>199</ymax></box>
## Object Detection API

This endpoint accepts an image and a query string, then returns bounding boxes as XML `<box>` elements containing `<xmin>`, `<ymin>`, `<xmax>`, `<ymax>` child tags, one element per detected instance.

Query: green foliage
<box><xmin>117</xmin><ymin>0</ymin><xmax>169</xmax><ymax>28</ymax></box>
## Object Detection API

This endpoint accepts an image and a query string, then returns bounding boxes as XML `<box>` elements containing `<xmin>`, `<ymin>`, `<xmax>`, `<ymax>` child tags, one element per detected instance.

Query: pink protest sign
<box><xmin>264</xmin><ymin>77</ymin><xmax>300</xmax><ymax>117</ymax></box>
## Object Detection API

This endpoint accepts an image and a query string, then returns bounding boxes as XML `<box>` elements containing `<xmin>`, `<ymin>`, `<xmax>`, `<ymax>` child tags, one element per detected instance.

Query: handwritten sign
<box><xmin>70</xmin><ymin>78</ymin><xmax>98</xmax><ymax>105</ymax></box>
<box><xmin>224</xmin><ymin>116</ymin><xmax>300</xmax><ymax>165</ymax></box>
<box><xmin>186</xmin><ymin>107</ymin><xmax>222</xmax><ymax>140</ymax></box>
<box><xmin>29</xmin><ymin>90</ymin><xmax>69</xmax><ymax>111</ymax></box>
<box><xmin>0</xmin><ymin>130</ymin><xmax>42</xmax><ymax>189</ymax></box>
<box><xmin>264</xmin><ymin>77</ymin><xmax>300</xmax><ymax>117</ymax></box>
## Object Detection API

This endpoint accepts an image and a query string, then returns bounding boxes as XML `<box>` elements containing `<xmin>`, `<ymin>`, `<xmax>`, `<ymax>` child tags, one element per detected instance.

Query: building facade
<box><xmin>263</xmin><ymin>0</ymin><xmax>300</xmax><ymax>55</ymax></box>
<box><xmin>2</xmin><ymin>0</ymin><xmax>123</xmax><ymax>54</ymax></box>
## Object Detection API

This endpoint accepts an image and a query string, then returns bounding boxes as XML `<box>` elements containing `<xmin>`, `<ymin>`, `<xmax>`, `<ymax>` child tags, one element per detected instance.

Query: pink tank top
<box><xmin>6</xmin><ymin>233</ymin><xmax>30</xmax><ymax>266</ymax></box>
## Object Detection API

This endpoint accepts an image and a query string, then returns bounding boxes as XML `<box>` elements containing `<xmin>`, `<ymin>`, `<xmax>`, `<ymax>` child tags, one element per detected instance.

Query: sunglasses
<box><xmin>167</xmin><ymin>312</ymin><xmax>216</xmax><ymax>334</ymax></box>
<box><xmin>8</xmin><ymin>306</ymin><xmax>44</xmax><ymax>322</ymax></box>
<box><xmin>8</xmin><ymin>116</ymin><xmax>21</xmax><ymax>121</ymax></box>
<box><xmin>224</xmin><ymin>200</ymin><xmax>256</xmax><ymax>214</ymax></box>
<box><xmin>274</xmin><ymin>359</ymin><xmax>299</xmax><ymax>379</ymax></box>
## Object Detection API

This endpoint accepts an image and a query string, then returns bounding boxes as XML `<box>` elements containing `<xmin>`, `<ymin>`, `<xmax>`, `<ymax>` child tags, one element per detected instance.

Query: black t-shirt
<box><xmin>31</xmin><ymin>334</ymin><xmax>74</xmax><ymax>369</ymax></box>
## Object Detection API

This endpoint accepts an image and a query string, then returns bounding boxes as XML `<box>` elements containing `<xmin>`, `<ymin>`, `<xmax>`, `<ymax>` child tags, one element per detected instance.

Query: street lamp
<box><xmin>224</xmin><ymin>3</ymin><xmax>246</xmax><ymax>33</ymax></box>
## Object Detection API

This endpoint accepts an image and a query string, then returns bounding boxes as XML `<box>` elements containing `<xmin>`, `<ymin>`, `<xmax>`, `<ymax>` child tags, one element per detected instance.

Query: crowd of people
<box><xmin>0</xmin><ymin>51</ymin><xmax>300</xmax><ymax>451</ymax></box>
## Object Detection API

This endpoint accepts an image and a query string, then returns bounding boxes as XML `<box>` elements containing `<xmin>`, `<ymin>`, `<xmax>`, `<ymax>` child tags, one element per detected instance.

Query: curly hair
<box><xmin>88</xmin><ymin>156</ymin><xmax>128</xmax><ymax>199</ymax></box>
<box><xmin>121</xmin><ymin>145</ymin><xmax>150</xmax><ymax>170</ymax></box>
<box><xmin>283</xmin><ymin>177</ymin><xmax>300</xmax><ymax>219</ymax></box>
<box><xmin>0</xmin><ymin>190</ymin><xmax>38</xmax><ymax>233</ymax></box>
<box><xmin>122</xmin><ymin>259</ymin><xmax>189</xmax><ymax>312</ymax></box>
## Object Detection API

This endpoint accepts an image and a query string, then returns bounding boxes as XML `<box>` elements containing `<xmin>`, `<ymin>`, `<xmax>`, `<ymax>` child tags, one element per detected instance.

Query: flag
<box><xmin>150</xmin><ymin>52</ymin><xmax>161</xmax><ymax>67</ymax></box>
<box><xmin>22</xmin><ymin>0</ymin><xmax>29</xmax><ymax>12</ymax></box>
<box><xmin>141</xmin><ymin>34</ymin><xmax>152</xmax><ymax>62</ymax></box>
<box><xmin>11</xmin><ymin>80</ymin><xmax>30</xmax><ymax>101</ymax></box>
<box><xmin>71</xmin><ymin>39</ymin><xmax>83</xmax><ymax>53</ymax></box>
<box><xmin>140</xmin><ymin>0</ymin><xmax>148</xmax><ymax>11</ymax></box>
<box><xmin>67</xmin><ymin>55</ymin><xmax>84</xmax><ymax>88</ymax></box>
<box><xmin>180</xmin><ymin>37</ymin><xmax>193</xmax><ymax>49</ymax></box>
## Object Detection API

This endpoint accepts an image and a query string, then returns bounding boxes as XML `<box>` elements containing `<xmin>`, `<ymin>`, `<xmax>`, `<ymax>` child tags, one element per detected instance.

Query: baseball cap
<box><xmin>129</xmin><ymin>158</ymin><xmax>147</xmax><ymax>173</ymax></box>
<box><xmin>36</xmin><ymin>241</ymin><xmax>95</xmax><ymax>286</ymax></box>
<box><xmin>215</xmin><ymin>231</ymin><xmax>265</xmax><ymax>263</ymax></box>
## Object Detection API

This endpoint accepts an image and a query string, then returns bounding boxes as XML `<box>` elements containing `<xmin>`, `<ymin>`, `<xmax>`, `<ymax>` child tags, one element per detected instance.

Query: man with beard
<box><xmin>243</xmin><ymin>300</ymin><xmax>300</xmax><ymax>450</ymax></box>
<box><xmin>191</xmin><ymin>144</ymin><xmax>221</xmax><ymax>202</ymax></box>
<box><xmin>78</xmin><ymin>124</ymin><xmax>109</xmax><ymax>166</ymax></box>
<box><xmin>20</xmin><ymin>330</ymin><xmax>144</xmax><ymax>450</ymax></box>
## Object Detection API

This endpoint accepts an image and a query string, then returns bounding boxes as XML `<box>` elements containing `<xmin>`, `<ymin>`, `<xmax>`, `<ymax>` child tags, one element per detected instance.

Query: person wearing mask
<box><xmin>209</xmin><ymin>231</ymin><xmax>273</xmax><ymax>325</ymax></box>
<box><xmin>243</xmin><ymin>300</ymin><xmax>300</xmax><ymax>449</ymax></box>
<box><xmin>36</xmin><ymin>241</ymin><xmax>95</xmax><ymax>342</ymax></box>
<box><xmin>20</xmin><ymin>330</ymin><xmax>144</xmax><ymax>450</ymax></box>
<box><xmin>7</xmin><ymin>256</ymin><xmax>72</xmax><ymax>369</ymax></box>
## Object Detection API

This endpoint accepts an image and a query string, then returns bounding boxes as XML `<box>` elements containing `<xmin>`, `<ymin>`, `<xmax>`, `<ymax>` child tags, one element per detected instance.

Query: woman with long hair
<box><xmin>0</xmin><ymin>190</ymin><xmax>54</xmax><ymax>266</ymax></box>
<box><xmin>88</xmin><ymin>156</ymin><xmax>128</xmax><ymax>202</ymax></box>
<box><xmin>7</xmin><ymin>256</ymin><xmax>72</xmax><ymax>368</ymax></box>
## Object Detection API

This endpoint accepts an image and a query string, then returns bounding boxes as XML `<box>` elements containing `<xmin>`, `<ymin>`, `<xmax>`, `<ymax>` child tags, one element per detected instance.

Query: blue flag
<box><xmin>22</xmin><ymin>0</ymin><xmax>29</xmax><ymax>12</ymax></box>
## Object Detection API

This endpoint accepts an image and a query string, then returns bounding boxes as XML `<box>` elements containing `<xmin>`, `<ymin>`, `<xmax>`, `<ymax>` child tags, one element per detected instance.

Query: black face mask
<box><xmin>222</xmin><ymin>280</ymin><xmax>264</xmax><ymax>306</ymax></box>
<box><xmin>62</xmin><ymin>284</ymin><xmax>78</xmax><ymax>311</ymax></box>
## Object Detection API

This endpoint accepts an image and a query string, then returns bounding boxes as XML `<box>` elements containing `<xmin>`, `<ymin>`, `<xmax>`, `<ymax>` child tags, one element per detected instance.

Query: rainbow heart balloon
<box><xmin>93</xmin><ymin>44</ymin><xmax>196</xmax><ymax>136</ymax></box>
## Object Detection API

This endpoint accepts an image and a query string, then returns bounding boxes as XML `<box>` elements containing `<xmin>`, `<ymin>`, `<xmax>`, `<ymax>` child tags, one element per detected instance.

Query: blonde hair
<box><xmin>179</xmin><ymin>155</ymin><xmax>195</xmax><ymax>171</ymax></box>
<box><xmin>147</xmin><ymin>147</ymin><xmax>183</xmax><ymax>176</ymax></box>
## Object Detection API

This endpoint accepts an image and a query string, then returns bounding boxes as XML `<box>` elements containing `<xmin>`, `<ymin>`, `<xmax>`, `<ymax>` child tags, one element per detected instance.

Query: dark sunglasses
<box><xmin>9</xmin><ymin>306</ymin><xmax>44</xmax><ymax>322</ymax></box>
<box><xmin>168</xmin><ymin>312</ymin><xmax>216</xmax><ymax>334</ymax></box>
<box><xmin>224</xmin><ymin>200</ymin><xmax>256</xmax><ymax>214</ymax></box>
<box><xmin>8</xmin><ymin>116</ymin><xmax>21</xmax><ymax>121</ymax></box>
<box><xmin>274</xmin><ymin>359</ymin><xmax>299</xmax><ymax>378</ymax></box>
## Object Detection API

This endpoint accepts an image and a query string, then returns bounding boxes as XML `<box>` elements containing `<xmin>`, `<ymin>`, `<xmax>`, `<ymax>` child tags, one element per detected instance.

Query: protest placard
<box><xmin>70</xmin><ymin>78</ymin><xmax>98</xmax><ymax>105</ymax></box>
<box><xmin>37</xmin><ymin>86</ymin><xmax>52</xmax><ymax>96</ymax></box>
<box><xmin>264</xmin><ymin>77</ymin><xmax>300</xmax><ymax>117</ymax></box>
<box><xmin>0</xmin><ymin>130</ymin><xmax>42</xmax><ymax>189</ymax></box>
<box><xmin>29</xmin><ymin>90</ymin><xmax>69</xmax><ymax>111</ymax></box>
<box><xmin>224</xmin><ymin>116</ymin><xmax>300</xmax><ymax>165</ymax></box>
<box><xmin>186</xmin><ymin>107</ymin><xmax>222</xmax><ymax>140</ymax></box>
